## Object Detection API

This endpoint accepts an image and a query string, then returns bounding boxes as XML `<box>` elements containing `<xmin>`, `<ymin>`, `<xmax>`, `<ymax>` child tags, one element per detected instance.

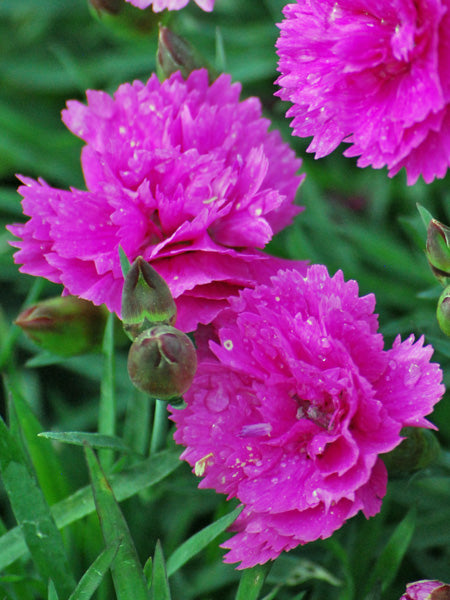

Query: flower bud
<box><xmin>383</xmin><ymin>427</ymin><xmax>440</xmax><ymax>477</ymax></box>
<box><xmin>426</xmin><ymin>218</ymin><xmax>450</xmax><ymax>283</ymax></box>
<box><xmin>157</xmin><ymin>26</ymin><xmax>212</xmax><ymax>81</ymax></box>
<box><xmin>89</xmin><ymin>0</ymin><xmax>123</xmax><ymax>15</ymax></box>
<box><xmin>127</xmin><ymin>325</ymin><xmax>197</xmax><ymax>400</ymax></box>
<box><xmin>436</xmin><ymin>285</ymin><xmax>450</xmax><ymax>337</ymax></box>
<box><xmin>15</xmin><ymin>296</ymin><xmax>108</xmax><ymax>356</ymax></box>
<box><xmin>400</xmin><ymin>580</ymin><xmax>450</xmax><ymax>600</ymax></box>
<box><xmin>121</xmin><ymin>257</ymin><xmax>177</xmax><ymax>340</ymax></box>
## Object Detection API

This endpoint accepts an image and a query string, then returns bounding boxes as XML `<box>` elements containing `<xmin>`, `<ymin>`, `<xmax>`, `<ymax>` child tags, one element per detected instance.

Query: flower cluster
<box><xmin>8</xmin><ymin>69</ymin><xmax>303</xmax><ymax>332</ymax></box>
<box><xmin>125</xmin><ymin>0</ymin><xmax>213</xmax><ymax>10</ymax></box>
<box><xmin>276</xmin><ymin>0</ymin><xmax>450</xmax><ymax>184</ymax></box>
<box><xmin>170</xmin><ymin>266</ymin><xmax>444</xmax><ymax>568</ymax></box>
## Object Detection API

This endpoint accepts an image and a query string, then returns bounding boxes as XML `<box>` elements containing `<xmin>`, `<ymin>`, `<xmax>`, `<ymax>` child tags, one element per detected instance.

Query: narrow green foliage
<box><xmin>0</xmin><ymin>415</ymin><xmax>76</xmax><ymax>599</ymax></box>
<box><xmin>0</xmin><ymin>449</ymin><xmax>181</xmax><ymax>571</ymax></box>
<box><xmin>364</xmin><ymin>508</ymin><xmax>416</xmax><ymax>597</ymax></box>
<box><xmin>166</xmin><ymin>505</ymin><xmax>243</xmax><ymax>577</ymax></box>
<box><xmin>119</xmin><ymin>246</ymin><xmax>132</xmax><ymax>278</ymax></box>
<box><xmin>84</xmin><ymin>445</ymin><xmax>150</xmax><ymax>600</ymax></box>
<box><xmin>143</xmin><ymin>556</ymin><xmax>153</xmax><ymax>589</ymax></box>
<box><xmin>150</xmin><ymin>541</ymin><xmax>171</xmax><ymax>600</ymax></box>
<box><xmin>417</xmin><ymin>203</ymin><xmax>435</xmax><ymax>232</ymax></box>
<box><xmin>38</xmin><ymin>431</ymin><xmax>139</xmax><ymax>455</ymax></box>
<box><xmin>68</xmin><ymin>541</ymin><xmax>120</xmax><ymax>600</ymax></box>
<box><xmin>48</xmin><ymin>580</ymin><xmax>59</xmax><ymax>600</ymax></box>
<box><xmin>149</xmin><ymin>399</ymin><xmax>169</xmax><ymax>455</ymax></box>
<box><xmin>235</xmin><ymin>563</ymin><xmax>272</xmax><ymax>600</ymax></box>
<box><xmin>98</xmin><ymin>312</ymin><xmax>116</xmax><ymax>470</ymax></box>
<box><xmin>4</xmin><ymin>376</ymin><xmax>69</xmax><ymax>505</ymax></box>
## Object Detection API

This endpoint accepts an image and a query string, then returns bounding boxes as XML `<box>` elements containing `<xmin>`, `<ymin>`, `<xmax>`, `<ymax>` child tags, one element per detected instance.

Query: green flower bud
<box><xmin>157</xmin><ymin>26</ymin><xmax>213</xmax><ymax>81</ymax></box>
<box><xmin>437</xmin><ymin>285</ymin><xmax>450</xmax><ymax>337</ymax></box>
<box><xmin>121</xmin><ymin>257</ymin><xmax>177</xmax><ymax>340</ymax></box>
<box><xmin>15</xmin><ymin>296</ymin><xmax>108</xmax><ymax>356</ymax></box>
<box><xmin>127</xmin><ymin>325</ymin><xmax>197</xmax><ymax>400</ymax></box>
<box><xmin>426</xmin><ymin>218</ymin><xmax>450</xmax><ymax>283</ymax></box>
<box><xmin>384</xmin><ymin>427</ymin><xmax>440</xmax><ymax>477</ymax></box>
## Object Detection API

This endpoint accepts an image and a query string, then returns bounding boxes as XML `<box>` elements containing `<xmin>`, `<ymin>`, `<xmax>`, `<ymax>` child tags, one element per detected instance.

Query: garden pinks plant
<box><xmin>1</xmin><ymin>2</ymin><xmax>450</xmax><ymax>600</ymax></box>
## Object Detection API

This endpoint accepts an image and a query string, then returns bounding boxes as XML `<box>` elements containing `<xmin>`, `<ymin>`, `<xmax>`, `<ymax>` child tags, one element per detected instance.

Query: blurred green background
<box><xmin>0</xmin><ymin>1</ymin><xmax>449</xmax><ymax>599</ymax></box>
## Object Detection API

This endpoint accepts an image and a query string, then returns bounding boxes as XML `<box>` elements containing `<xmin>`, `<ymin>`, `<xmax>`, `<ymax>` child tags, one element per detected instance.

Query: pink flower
<box><xmin>7</xmin><ymin>70</ymin><xmax>303</xmax><ymax>332</ymax></box>
<box><xmin>276</xmin><ymin>0</ymin><xmax>450</xmax><ymax>184</ymax></box>
<box><xmin>125</xmin><ymin>0</ymin><xmax>214</xmax><ymax>11</ymax></box>
<box><xmin>400</xmin><ymin>580</ymin><xmax>450</xmax><ymax>600</ymax></box>
<box><xmin>170</xmin><ymin>265</ymin><xmax>444</xmax><ymax>568</ymax></box>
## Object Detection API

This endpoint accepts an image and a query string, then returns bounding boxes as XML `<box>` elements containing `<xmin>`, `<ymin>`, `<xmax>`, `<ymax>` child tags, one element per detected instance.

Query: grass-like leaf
<box><xmin>166</xmin><ymin>505</ymin><xmax>243</xmax><ymax>577</ymax></box>
<box><xmin>417</xmin><ymin>203</ymin><xmax>434</xmax><ymax>231</ymax></box>
<box><xmin>48</xmin><ymin>580</ymin><xmax>59</xmax><ymax>600</ymax></box>
<box><xmin>39</xmin><ymin>431</ymin><xmax>139</xmax><ymax>455</ymax></box>
<box><xmin>235</xmin><ymin>563</ymin><xmax>272</xmax><ymax>600</ymax></box>
<box><xmin>0</xmin><ymin>414</ymin><xmax>76</xmax><ymax>599</ymax></box>
<box><xmin>68</xmin><ymin>540</ymin><xmax>120</xmax><ymax>600</ymax></box>
<box><xmin>85</xmin><ymin>444</ymin><xmax>150</xmax><ymax>600</ymax></box>
<box><xmin>150</xmin><ymin>541</ymin><xmax>171</xmax><ymax>600</ymax></box>
<box><xmin>0</xmin><ymin>449</ymin><xmax>181</xmax><ymax>571</ymax></box>
<box><xmin>363</xmin><ymin>508</ymin><xmax>416</xmax><ymax>597</ymax></box>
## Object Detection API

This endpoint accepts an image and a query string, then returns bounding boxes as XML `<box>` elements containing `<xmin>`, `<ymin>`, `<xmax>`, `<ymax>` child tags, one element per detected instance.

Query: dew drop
<box><xmin>388</xmin><ymin>359</ymin><xmax>397</xmax><ymax>370</ymax></box>
<box><xmin>404</xmin><ymin>363</ymin><xmax>421</xmax><ymax>387</ymax></box>
<box><xmin>224</xmin><ymin>339</ymin><xmax>234</xmax><ymax>351</ymax></box>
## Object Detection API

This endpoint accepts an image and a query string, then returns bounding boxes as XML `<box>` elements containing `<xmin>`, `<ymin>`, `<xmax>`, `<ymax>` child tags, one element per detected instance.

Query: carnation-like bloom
<box><xmin>124</xmin><ymin>0</ymin><xmax>213</xmax><ymax>12</ymax></box>
<box><xmin>7</xmin><ymin>69</ymin><xmax>303</xmax><ymax>332</ymax></box>
<box><xmin>400</xmin><ymin>580</ymin><xmax>450</xmax><ymax>600</ymax></box>
<box><xmin>276</xmin><ymin>1</ymin><xmax>450</xmax><ymax>184</ymax></box>
<box><xmin>170</xmin><ymin>265</ymin><xmax>444</xmax><ymax>568</ymax></box>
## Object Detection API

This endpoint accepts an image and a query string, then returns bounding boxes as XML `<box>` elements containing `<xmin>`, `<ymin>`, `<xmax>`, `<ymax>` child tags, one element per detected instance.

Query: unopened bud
<box><xmin>437</xmin><ymin>285</ymin><xmax>450</xmax><ymax>337</ymax></box>
<box><xmin>384</xmin><ymin>427</ymin><xmax>440</xmax><ymax>477</ymax></box>
<box><xmin>15</xmin><ymin>296</ymin><xmax>107</xmax><ymax>356</ymax></box>
<box><xmin>121</xmin><ymin>257</ymin><xmax>177</xmax><ymax>340</ymax></box>
<box><xmin>401</xmin><ymin>580</ymin><xmax>450</xmax><ymax>600</ymax></box>
<box><xmin>426</xmin><ymin>218</ymin><xmax>450</xmax><ymax>283</ymax></box>
<box><xmin>157</xmin><ymin>26</ymin><xmax>212</xmax><ymax>81</ymax></box>
<box><xmin>127</xmin><ymin>325</ymin><xmax>197</xmax><ymax>399</ymax></box>
<box><xmin>89</xmin><ymin>0</ymin><xmax>123</xmax><ymax>15</ymax></box>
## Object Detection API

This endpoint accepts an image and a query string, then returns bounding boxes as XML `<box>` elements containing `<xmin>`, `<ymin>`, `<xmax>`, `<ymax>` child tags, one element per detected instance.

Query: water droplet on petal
<box><xmin>404</xmin><ymin>363</ymin><xmax>421</xmax><ymax>387</ymax></box>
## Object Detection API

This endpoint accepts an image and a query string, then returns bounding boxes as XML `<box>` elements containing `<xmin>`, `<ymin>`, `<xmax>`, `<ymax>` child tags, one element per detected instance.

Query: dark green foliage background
<box><xmin>0</xmin><ymin>1</ymin><xmax>449</xmax><ymax>599</ymax></box>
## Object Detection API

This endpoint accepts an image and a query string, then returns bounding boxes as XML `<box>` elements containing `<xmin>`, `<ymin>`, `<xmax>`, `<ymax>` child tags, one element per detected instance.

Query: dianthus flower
<box><xmin>170</xmin><ymin>265</ymin><xmax>444</xmax><ymax>568</ymax></box>
<box><xmin>400</xmin><ymin>580</ymin><xmax>450</xmax><ymax>600</ymax></box>
<box><xmin>124</xmin><ymin>0</ymin><xmax>213</xmax><ymax>11</ymax></box>
<box><xmin>276</xmin><ymin>1</ymin><xmax>450</xmax><ymax>184</ymax></box>
<box><xmin>7</xmin><ymin>69</ymin><xmax>303</xmax><ymax>332</ymax></box>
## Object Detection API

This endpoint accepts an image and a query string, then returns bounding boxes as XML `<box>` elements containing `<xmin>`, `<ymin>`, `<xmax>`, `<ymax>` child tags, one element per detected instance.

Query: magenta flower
<box><xmin>400</xmin><ymin>580</ymin><xmax>450</xmax><ymax>600</ymax></box>
<box><xmin>124</xmin><ymin>0</ymin><xmax>213</xmax><ymax>11</ymax></box>
<box><xmin>170</xmin><ymin>265</ymin><xmax>444</xmax><ymax>568</ymax></box>
<box><xmin>7</xmin><ymin>70</ymin><xmax>303</xmax><ymax>332</ymax></box>
<box><xmin>276</xmin><ymin>0</ymin><xmax>450</xmax><ymax>184</ymax></box>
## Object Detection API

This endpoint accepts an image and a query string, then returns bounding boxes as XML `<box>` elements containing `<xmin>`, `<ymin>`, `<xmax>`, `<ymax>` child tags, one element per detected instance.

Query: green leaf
<box><xmin>364</xmin><ymin>508</ymin><xmax>416</xmax><ymax>596</ymax></box>
<box><xmin>150</xmin><ymin>541</ymin><xmax>171</xmax><ymax>600</ymax></box>
<box><xmin>119</xmin><ymin>246</ymin><xmax>131</xmax><ymax>278</ymax></box>
<box><xmin>48</xmin><ymin>580</ymin><xmax>59</xmax><ymax>600</ymax></box>
<box><xmin>0</xmin><ymin>414</ymin><xmax>76</xmax><ymax>599</ymax></box>
<box><xmin>0</xmin><ymin>449</ymin><xmax>181</xmax><ymax>572</ymax></box>
<box><xmin>166</xmin><ymin>505</ymin><xmax>243</xmax><ymax>577</ymax></box>
<box><xmin>84</xmin><ymin>445</ymin><xmax>150</xmax><ymax>600</ymax></box>
<box><xmin>68</xmin><ymin>541</ymin><xmax>120</xmax><ymax>600</ymax></box>
<box><xmin>143</xmin><ymin>556</ymin><xmax>153</xmax><ymax>589</ymax></box>
<box><xmin>4</xmin><ymin>375</ymin><xmax>70</xmax><ymax>505</ymax></box>
<box><xmin>417</xmin><ymin>203</ymin><xmax>434</xmax><ymax>231</ymax></box>
<box><xmin>235</xmin><ymin>563</ymin><xmax>272</xmax><ymax>600</ymax></box>
<box><xmin>38</xmin><ymin>431</ymin><xmax>139</xmax><ymax>455</ymax></box>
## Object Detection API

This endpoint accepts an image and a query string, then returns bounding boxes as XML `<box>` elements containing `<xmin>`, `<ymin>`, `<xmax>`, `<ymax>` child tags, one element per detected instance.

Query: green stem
<box><xmin>98</xmin><ymin>312</ymin><xmax>116</xmax><ymax>470</ymax></box>
<box><xmin>149</xmin><ymin>399</ymin><xmax>168</xmax><ymax>455</ymax></box>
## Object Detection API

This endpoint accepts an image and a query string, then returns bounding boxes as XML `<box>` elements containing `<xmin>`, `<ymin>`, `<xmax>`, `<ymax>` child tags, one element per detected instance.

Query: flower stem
<box><xmin>149</xmin><ymin>399</ymin><xmax>168</xmax><ymax>455</ymax></box>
